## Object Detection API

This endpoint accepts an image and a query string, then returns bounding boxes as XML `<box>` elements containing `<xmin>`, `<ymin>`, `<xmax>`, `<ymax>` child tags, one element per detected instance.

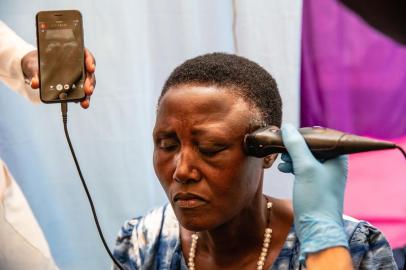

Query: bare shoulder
<box><xmin>262</xmin><ymin>196</ymin><xmax>294</xmax><ymax>266</ymax></box>
<box><xmin>265</xmin><ymin>196</ymin><xmax>293</xmax><ymax>245</ymax></box>
<box><xmin>269</xmin><ymin>197</ymin><xmax>293</xmax><ymax>222</ymax></box>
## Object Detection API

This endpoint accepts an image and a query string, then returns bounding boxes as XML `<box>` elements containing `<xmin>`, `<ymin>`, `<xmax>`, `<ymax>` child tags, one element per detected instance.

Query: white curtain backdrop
<box><xmin>0</xmin><ymin>1</ymin><xmax>302</xmax><ymax>269</ymax></box>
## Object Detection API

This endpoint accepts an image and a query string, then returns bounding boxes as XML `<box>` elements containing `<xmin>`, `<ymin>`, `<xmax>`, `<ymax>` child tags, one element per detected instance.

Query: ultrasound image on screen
<box><xmin>38</xmin><ymin>22</ymin><xmax>84</xmax><ymax>101</ymax></box>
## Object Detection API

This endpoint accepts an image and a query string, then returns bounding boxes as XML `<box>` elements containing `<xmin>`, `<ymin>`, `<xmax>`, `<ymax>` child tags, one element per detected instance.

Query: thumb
<box><xmin>30</xmin><ymin>74</ymin><xmax>40</xmax><ymax>89</ymax></box>
<box><xmin>281</xmin><ymin>123</ymin><xmax>317</xmax><ymax>164</ymax></box>
<box><xmin>21</xmin><ymin>50</ymin><xmax>39</xmax><ymax>89</ymax></box>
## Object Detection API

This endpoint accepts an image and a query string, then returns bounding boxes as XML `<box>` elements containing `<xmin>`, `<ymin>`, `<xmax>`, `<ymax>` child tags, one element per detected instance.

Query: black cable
<box><xmin>60</xmin><ymin>101</ymin><xmax>125</xmax><ymax>270</ymax></box>
<box><xmin>395</xmin><ymin>145</ymin><xmax>406</xmax><ymax>159</ymax></box>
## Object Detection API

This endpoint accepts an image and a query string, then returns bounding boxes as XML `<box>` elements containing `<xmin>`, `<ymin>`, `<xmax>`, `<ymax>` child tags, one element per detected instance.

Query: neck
<box><xmin>195</xmin><ymin>191</ymin><xmax>269</xmax><ymax>261</ymax></box>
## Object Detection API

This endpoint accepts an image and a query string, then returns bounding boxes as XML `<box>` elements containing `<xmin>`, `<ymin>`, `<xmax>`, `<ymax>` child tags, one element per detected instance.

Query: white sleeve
<box><xmin>0</xmin><ymin>21</ymin><xmax>40</xmax><ymax>103</ymax></box>
<box><xmin>0</xmin><ymin>160</ymin><xmax>59</xmax><ymax>270</ymax></box>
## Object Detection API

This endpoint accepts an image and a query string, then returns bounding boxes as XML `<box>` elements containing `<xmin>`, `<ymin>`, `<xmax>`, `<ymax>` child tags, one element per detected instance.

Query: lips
<box><xmin>173</xmin><ymin>192</ymin><xmax>207</xmax><ymax>209</ymax></box>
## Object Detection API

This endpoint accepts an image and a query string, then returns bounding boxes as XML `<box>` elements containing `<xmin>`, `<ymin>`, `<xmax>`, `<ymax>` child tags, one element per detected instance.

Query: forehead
<box><xmin>155</xmin><ymin>85</ymin><xmax>255</xmax><ymax>132</ymax></box>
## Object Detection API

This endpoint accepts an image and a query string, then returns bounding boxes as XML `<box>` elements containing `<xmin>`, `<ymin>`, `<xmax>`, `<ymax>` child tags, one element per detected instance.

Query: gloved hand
<box><xmin>278</xmin><ymin>123</ymin><xmax>349</xmax><ymax>261</ymax></box>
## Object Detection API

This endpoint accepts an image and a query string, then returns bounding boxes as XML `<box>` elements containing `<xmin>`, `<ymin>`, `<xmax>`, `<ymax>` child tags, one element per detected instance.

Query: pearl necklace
<box><xmin>187</xmin><ymin>199</ymin><xmax>273</xmax><ymax>270</ymax></box>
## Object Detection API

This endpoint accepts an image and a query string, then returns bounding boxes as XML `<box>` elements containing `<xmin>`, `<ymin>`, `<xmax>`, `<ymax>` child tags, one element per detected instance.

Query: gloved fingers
<box><xmin>279</xmin><ymin>153</ymin><xmax>293</xmax><ymax>173</ymax></box>
<box><xmin>281</xmin><ymin>152</ymin><xmax>292</xmax><ymax>162</ymax></box>
<box><xmin>278</xmin><ymin>162</ymin><xmax>294</xmax><ymax>173</ymax></box>
<box><xmin>281</xmin><ymin>123</ymin><xmax>318</xmax><ymax>164</ymax></box>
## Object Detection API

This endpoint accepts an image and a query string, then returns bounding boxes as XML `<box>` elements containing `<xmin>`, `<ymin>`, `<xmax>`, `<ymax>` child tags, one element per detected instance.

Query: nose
<box><xmin>173</xmin><ymin>148</ymin><xmax>201</xmax><ymax>184</ymax></box>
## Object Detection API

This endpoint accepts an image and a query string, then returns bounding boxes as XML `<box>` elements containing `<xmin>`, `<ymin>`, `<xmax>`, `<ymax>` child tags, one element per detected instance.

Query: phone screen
<box><xmin>37</xmin><ymin>11</ymin><xmax>85</xmax><ymax>102</ymax></box>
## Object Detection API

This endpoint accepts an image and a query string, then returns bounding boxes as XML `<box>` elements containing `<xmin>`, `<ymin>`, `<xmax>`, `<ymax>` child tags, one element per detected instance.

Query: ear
<box><xmin>263</xmin><ymin>154</ymin><xmax>277</xmax><ymax>169</ymax></box>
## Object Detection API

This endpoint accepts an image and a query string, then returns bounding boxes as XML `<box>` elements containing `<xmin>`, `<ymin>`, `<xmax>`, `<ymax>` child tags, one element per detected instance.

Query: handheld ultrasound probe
<box><xmin>244</xmin><ymin>126</ymin><xmax>406</xmax><ymax>160</ymax></box>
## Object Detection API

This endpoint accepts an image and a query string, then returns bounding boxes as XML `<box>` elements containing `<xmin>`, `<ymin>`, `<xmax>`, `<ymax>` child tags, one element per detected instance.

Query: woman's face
<box><xmin>153</xmin><ymin>84</ymin><xmax>265</xmax><ymax>231</ymax></box>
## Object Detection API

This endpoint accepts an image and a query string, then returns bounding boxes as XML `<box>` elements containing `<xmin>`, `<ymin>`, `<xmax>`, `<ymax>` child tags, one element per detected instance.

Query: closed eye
<box><xmin>157</xmin><ymin>138</ymin><xmax>179</xmax><ymax>151</ymax></box>
<box><xmin>198</xmin><ymin>146</ymin><xmax>228</xmax><ymax>157</ymax></box>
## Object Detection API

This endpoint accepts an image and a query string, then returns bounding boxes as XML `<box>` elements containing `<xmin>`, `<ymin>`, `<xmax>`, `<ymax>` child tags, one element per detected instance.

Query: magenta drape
<box><xmin>301</xmin><ymin>0</ymin><xmax>406</xmax><ymax>248</ymax></box>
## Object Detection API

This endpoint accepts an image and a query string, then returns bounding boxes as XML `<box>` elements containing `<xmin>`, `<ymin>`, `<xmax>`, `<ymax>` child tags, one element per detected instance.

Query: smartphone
<box><xmin>36</xmin><ymin>10</ymin><xmax>86</xmax><ymax>103</ymax></box>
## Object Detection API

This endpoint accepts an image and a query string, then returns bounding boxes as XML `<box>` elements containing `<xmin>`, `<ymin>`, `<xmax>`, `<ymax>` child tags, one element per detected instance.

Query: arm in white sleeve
<box><xmin>0</xmin><ymin>21</ymin><xmax>58</xmax><ymax>269</ymax></box>
<box><xmin>0</xmin><ymin>160</ymin><xmax>59</xmax><ymax>269</ymax></box>
<box><xmin>0</xmin><ymin>21</ymin><xmax>40</xmax><ymax>103</ymax></box>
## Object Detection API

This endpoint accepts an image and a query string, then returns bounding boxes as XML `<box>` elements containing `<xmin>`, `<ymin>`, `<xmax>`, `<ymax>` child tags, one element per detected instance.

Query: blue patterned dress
<box><xmin>113</xmin><ymin>204</ymin><xmax>397</xmax><ymax>269</ymax></box>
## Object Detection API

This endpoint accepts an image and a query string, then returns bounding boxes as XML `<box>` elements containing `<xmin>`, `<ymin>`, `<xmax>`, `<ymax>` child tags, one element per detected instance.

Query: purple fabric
<box><xmin>301</xmin><ymin>0</ymin><xmax>406</xmax><ymax>139</ymax></box>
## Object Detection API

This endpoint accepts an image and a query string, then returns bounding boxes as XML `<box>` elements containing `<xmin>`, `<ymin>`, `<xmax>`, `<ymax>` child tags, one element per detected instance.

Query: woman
<box><xmin>113</xmin><ymin>53</ymin><xmax>396</xmax><ymax>269</ymax></box>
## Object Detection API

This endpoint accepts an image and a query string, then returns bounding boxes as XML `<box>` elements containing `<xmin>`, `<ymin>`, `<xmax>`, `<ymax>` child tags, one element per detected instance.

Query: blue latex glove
<box><xmin>278</xmin><ymin>123</ymin><xmax>349</xmax><ymax>262</ymax></box>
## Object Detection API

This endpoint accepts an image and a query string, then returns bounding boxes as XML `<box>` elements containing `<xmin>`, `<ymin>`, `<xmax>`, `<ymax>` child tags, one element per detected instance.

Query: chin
<box><xmin>172</xmin><ymin>206</ymin><xmax>217</xmax><ymax>232</ymax></box>
<box><xmin>180</xmin><ymin>220</ymin><xmax>217</xmax><ymax>232</ymax></box>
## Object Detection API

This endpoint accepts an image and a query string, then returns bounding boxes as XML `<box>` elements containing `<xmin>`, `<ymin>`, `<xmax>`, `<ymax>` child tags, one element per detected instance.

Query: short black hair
<box><xmin>159</xmin><ymin>52</ymin><xmax>282</xmax><ymax>127</ymax></box>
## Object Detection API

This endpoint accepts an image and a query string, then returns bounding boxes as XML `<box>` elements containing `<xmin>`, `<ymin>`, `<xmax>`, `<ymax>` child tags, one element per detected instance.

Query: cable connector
<box><xmin>59</xmin><ymin>93</ymin><xmax>68</xmax><ymax>124</ymax></box>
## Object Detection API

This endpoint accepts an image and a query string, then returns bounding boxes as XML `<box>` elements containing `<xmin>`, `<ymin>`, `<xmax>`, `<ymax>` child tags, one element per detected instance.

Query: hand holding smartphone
<box><xmin>36</xmin><ymin>10</ymin><xmax>86</xmax><ymax>103</ymax></box>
